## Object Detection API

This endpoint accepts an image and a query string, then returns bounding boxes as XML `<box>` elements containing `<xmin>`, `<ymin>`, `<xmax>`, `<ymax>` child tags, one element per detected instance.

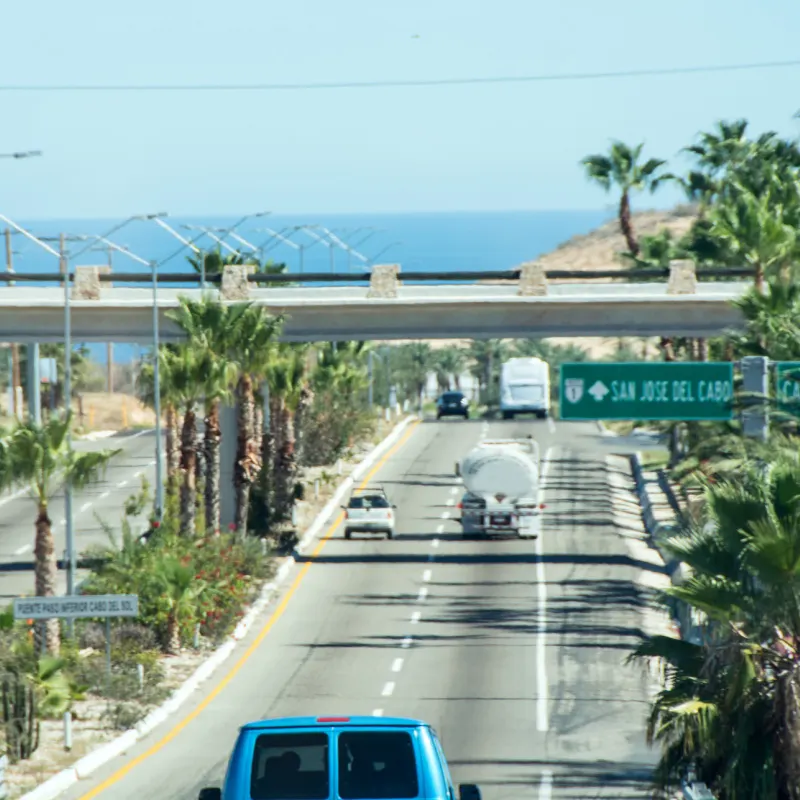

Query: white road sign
<box><xmin>12</xmin><ymin>594</ymin><xmax>139</xmax><ymax>621</ymax></box>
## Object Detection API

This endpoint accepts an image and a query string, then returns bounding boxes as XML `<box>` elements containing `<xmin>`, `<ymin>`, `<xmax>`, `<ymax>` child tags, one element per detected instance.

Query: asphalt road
<box><xmin>59</xmin><ymin>416</ymin><xmax>662</xmax><ymax>800</ymax></box>
<box><xmin>0</xmin><ymin>428</ymin><xmax>162</xmax><ymax>603</ymax></box>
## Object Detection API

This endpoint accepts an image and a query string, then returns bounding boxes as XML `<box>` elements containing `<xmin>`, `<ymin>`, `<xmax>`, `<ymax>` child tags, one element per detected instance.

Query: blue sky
<box><xmin>0</xmin><ymin>0</ymin><xmax>798</xmax><ymax>219</ymax></box>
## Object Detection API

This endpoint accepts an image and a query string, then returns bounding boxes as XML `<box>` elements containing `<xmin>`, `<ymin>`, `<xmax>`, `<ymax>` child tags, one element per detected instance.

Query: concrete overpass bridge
<box><xmin>0</xmin><ymin>262</ymin><xmax>749</xmax><ymax>342</ymax></box>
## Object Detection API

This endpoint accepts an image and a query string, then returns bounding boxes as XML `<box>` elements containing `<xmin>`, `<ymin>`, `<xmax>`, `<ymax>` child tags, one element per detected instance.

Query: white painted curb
<box><xmin>19</xmin><ymin>415</ymin><xmax>417</xmax><ymax>800</ymax></box>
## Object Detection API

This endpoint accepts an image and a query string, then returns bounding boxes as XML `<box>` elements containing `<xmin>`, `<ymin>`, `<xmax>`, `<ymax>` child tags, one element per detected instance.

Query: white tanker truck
<box><xmin>455</xmin><ymin>437</ymin><xmax>544</xmax><ymax>538</ymax></box>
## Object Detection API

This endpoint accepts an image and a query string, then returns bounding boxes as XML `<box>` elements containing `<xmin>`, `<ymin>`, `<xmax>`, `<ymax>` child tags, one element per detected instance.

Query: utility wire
<box><xmin>0</xmin><ymin>59</ymin><xmax>798</xmax><ymax>92</ymax></box>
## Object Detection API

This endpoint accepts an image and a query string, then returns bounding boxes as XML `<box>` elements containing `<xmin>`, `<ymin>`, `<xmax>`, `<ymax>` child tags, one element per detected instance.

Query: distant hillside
<box><xmin>538</xmin><ymin>205</ymin><xmax>699</xmax><ymax>274</ymax></box>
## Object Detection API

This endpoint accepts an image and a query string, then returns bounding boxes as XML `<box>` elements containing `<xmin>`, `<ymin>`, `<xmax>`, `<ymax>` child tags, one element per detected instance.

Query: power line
<box><xmin>0</xmin><ymin>59</ymin><xmax>798</xmax><ymax>93</ymax></box>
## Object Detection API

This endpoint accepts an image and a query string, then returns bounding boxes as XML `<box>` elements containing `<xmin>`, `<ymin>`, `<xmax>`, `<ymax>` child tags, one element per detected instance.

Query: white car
<box><xmin>342</xmin><ymin>489</ymin><xmax>396</xmax><ymax>539</ymax></box>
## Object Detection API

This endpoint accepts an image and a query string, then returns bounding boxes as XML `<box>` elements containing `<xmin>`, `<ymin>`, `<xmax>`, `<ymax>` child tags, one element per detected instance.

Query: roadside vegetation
<box><xmin>581</xmin><ymin>115</ymin><xmax>800</xmax><ymax>799</ymax></box>
<box><xmin>0</xmin><ymin>289</ymin><xmax>383</xmax><ymax>775</ymax></box>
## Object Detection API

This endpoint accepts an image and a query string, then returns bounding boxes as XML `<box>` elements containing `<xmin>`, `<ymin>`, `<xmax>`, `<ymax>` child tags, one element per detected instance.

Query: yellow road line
<box><xmin>78</xmin><ymin>418</ymin><xmax>421</xmax><ymax>799</ymax></box>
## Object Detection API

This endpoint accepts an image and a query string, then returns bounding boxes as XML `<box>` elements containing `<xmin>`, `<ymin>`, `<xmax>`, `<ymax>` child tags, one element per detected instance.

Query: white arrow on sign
<box><xmin>588</xmin><ymin>380</ymin><xmax>610</xmax><ymax>402</ymax></box>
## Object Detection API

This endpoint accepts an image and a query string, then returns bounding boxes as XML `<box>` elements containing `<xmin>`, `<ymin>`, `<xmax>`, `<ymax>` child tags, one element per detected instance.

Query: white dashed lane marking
<box><xmin>381</xmin><ymin>682</ymin><xmax>395</xmax><ymax>697</ymax></box>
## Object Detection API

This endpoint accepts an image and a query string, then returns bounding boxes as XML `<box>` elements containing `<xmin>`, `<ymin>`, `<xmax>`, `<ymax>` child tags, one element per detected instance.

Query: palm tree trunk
<box><xmin>259</xmin><ymin>416</ymin><xmax>275</xmax><ymax>529</ymax></box>
<box><xmin>774</xmin><ymin>666</ymin><xmax>800</xmax><ymax>799</ymax></box>
<box><xmin>698</xmin><ymin>338</ymin><xmax>708</xmax><ymax>361</ymax></box>
<box><xmin>294</xmin><ymin>385</ymin><xmax>313</xmax><ymax>468</ymax></box>
<box><xmin>204</xmin><ymin>400</ymin><xmax>222</xmax><ymax>536</ymax></box>
<box><xmin>619</xmin><ymin>191</ymin><xmax>638</xmax><ymax>256</ymax></box>
<box><xmin>164</xmin><ymin>610</ymin><xmax>180</xmax><ymax>655</ymax></box>
<box><xmin>274</xmin><ymin>404</ymin><xmax>296</xmax><ymax>522</ymax></box>
<box><xmin>179</xmin><ymin>405</ymin><xmax>197</xmax><ymax>538</ymax></box>
<box><xmin>659</xmin><ymin>337</ymin><xmax>676</xmax><ymax>362</ymax></box>
<box><xmin>34</xmin><ymin>505</ymin><xmax>60</xmax><ymax>655</ymax></box>
<box><xmin>166</xmin><ymin>404</ymin><xmax>180</xmax><ymax>494</ymax></box>
<box><xmin>234</xmin><ymin>374</ymin><xmax>259</xmax><ymax>537</ymax></box>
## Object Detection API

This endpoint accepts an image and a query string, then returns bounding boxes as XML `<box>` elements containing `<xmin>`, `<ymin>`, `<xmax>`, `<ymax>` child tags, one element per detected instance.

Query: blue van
<box><xmin>198</xmin><ymin>716</ymin><xmax>482</xmax><ymax>800</ymax></box>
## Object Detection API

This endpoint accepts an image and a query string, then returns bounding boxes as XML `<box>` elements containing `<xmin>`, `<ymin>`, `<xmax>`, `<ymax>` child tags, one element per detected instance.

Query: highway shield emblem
<box><xmin>565</xmin><ymin>379</ymin><xmax>584</xmax><ymax>404</ymax></box>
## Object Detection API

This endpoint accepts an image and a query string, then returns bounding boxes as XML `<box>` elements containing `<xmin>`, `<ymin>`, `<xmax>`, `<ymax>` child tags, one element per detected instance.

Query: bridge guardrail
<box><xmin>0</xmin><ymin>265</ymin><xmax>757</xmax><ymax>286</ymax></box>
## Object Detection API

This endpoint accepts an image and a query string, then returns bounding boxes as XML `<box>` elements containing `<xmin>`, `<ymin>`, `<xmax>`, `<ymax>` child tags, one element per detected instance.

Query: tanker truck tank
<box><xmin>455</xmin><ymin>437</ymin><xmax>542</xmax><ymax>538</ymax></box>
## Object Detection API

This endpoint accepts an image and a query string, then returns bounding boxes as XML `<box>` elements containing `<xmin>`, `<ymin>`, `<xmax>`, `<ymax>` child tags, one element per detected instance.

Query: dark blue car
<box><xmin>198</xmin><ymin>716</ymin><xmax>481</xmax><ymax>800</ymax></box>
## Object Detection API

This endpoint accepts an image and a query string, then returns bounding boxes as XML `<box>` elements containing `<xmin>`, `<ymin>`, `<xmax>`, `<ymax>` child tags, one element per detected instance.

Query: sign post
<box><xmin>559</xmin><ymin>362</ymin><xmax>735</xmax><ymax>421</ymax></box>
<box><xmin>13</xmin><ymin>594</ymin><xmax>139</xmax><ymax>678</ymax></box>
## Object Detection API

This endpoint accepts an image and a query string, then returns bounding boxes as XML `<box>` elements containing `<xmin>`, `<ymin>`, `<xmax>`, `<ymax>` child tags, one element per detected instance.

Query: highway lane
<box><xmin>60</xmin><ymin>416</ymin><xmax>659</xmax><ymax>800</ymax></box>
<box><xmin>0</xmin><ymin>428</ymin><xmax>162</xmax><ymax>602</ymax></box>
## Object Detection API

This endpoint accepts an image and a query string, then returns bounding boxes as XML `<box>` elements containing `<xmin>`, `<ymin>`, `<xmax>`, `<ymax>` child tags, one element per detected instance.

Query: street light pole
<box><xmin>61</xmin><ymin>234</ymin><xmax>76</xmax><ymax>624</ymax></box>
<box><xmin>152</xmin><ymin>256</ymin><xmax>163</xmax><ymax>520</ymax></box>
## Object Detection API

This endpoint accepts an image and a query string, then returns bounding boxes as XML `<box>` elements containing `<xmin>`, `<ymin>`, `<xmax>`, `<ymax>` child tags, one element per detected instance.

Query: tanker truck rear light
<box><xmin>539</xmin><ymin>503</ymin><xmax>546</xmax><ymax>509</ymax></box>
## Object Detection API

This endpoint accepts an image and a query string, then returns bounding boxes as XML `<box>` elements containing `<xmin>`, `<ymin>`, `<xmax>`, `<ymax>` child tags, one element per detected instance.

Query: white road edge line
<box><xmin>372</xmin><ymin>709</ymin><xmax>384</xmax><ymax>717</ymax></box>
<box><xmin>539</xmin><ymin>769</ymin><xmax>554</xmax><ymax>799</ymax></box>
<box><xmin>536</xmin><ymin>446</ymin><xmax>553</xmax><ymax>733</ymax></box>
<box><xmin>391</xmin><ymin>658</ymin><xmax>403</xmax><ymax>673</ymax></box>
<box><xmin>14</xmin><ymin>544</ymin><xmax>31</xmax><ymax>556</ymax></box>
<box><xmin>547</xmin><ymin>417</ymin><xmax>556</xmax><ymax>434</ymax></box>
<box><xmin>410</xmin><ymin>611</ymin><xmax>421</xmax><ymax>624</ymax></box>
<box><xmin>422</xmin><ymin>569</ymin><xmax>432</xmax><ymax>582</ymax></box>
<box><xmin>381</xmin><ymin>681</ymin><xmax>395</xmax><ymax>697</ymax></box>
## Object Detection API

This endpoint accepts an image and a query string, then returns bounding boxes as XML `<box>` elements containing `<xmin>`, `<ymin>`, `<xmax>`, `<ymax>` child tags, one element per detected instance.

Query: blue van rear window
<box><xmin>338</xmin><ymin>731</ymin><xmax>418</xmax><ymax>799</ymax></box>
<box><xmin>250</xmin><ymin>732</ymin><xmax>329</xmax><ymax>800</ymax></box>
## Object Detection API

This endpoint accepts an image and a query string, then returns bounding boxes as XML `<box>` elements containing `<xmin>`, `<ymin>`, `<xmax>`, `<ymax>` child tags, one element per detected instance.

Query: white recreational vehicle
<box><xmin>499</xmin><ymin>357</ymin><xmax>550</xmax><ymax>419</ymax></box>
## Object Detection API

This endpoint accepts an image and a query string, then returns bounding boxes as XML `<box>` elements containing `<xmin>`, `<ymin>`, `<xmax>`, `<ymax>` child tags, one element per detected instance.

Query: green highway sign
<box><xmin>776</xmin><ymin>362</ymin><xmax>800</xmax><ymax>417</ymax></box>
<box><xmin>559</xmin><ymin>362</ymin><xmax>734</xmax><ymax>421</ymax></box>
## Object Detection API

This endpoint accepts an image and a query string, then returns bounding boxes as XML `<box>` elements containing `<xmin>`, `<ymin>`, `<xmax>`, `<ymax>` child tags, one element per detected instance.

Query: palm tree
<box><xmin>709</xmin><ymin>179</ymin><xmax>798</xmax><ymax>291</ymax></box>
<box><xmin>270</xmin><ymin>346</ymin><xmax>308</xmax><ymax>523</ymax></box>
<box><xmin>155</xmin><ymin>557</ymin><xmax>207</xmax><ymax>655</ymax></box>
<box><xmin>581</xmin><ymin>140</ymin><xmax>670</xmax><ymax>256</ymax></box>
<box><xmin>0</xmin><ymin>416</ymin><xmax>119</xmax><ymax>654</ymax></box>
<box><xmin>168</xmin><ymin>297</ymin><xmax>240</xmax><ymax>536</ymax></box>
<box><xmin>631</xmin><ymin>459</ymin><xmax>800</xmax><ymax>797</ymax></box>
<box><xmin>433</xmin><ymin>347</ymin><xmax>466</xmax><ymax>392</ymax></box>
<box><xmin>226</xmin><ymin>305</ymin><xmax>284</xmax><ymax>536</ymax></box>
<box><xmin>467</xmin><ymin>340</ymin><xmax>508</xmax><ymax>407</ymax></box>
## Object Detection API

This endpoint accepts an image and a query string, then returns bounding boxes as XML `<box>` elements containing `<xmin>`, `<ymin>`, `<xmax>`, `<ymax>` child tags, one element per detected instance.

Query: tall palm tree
<box><xmin>270</xmin><ymin>346</ymin><xmax>308</xmax><ymax>522</ymax></box>
<box><xmin>0</xmin><ymin>416</ymin><xmax>119</xmax><ymax>654</ymax></box>
<box><xmin>433</xmin><ymin>347</ymin><xmax>466</xmax><ymax>392</ymax></box>
<box><xmin>168</xmin><ymin>297</ymin><xmax>240</xmax><ymax>536</ymax></box>
<box><xmin>467</xmin><ymin>340</ymin><xmax>507</xmax><ymax>406</ymax></box>
<box><xmin>226</xmin><ymin>305</ymin><xmax>284</xmax><ymax>536</ymax></box>
<box><xmin>581</xmin><ymin>140</ymin><xmax>670</xmax><ymax>256</ymax></box>
<box><xmin>631</xmin><ymin>459</ymin><xmax>800</xmax><ymax>797</ymax></box>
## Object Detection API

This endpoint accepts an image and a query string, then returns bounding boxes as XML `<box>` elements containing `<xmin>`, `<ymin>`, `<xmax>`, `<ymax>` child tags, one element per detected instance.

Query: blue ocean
<box><xmin>5</xmin><ymin>210</ymin><xmax>613</xmax><ymax>363</ymax></box>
